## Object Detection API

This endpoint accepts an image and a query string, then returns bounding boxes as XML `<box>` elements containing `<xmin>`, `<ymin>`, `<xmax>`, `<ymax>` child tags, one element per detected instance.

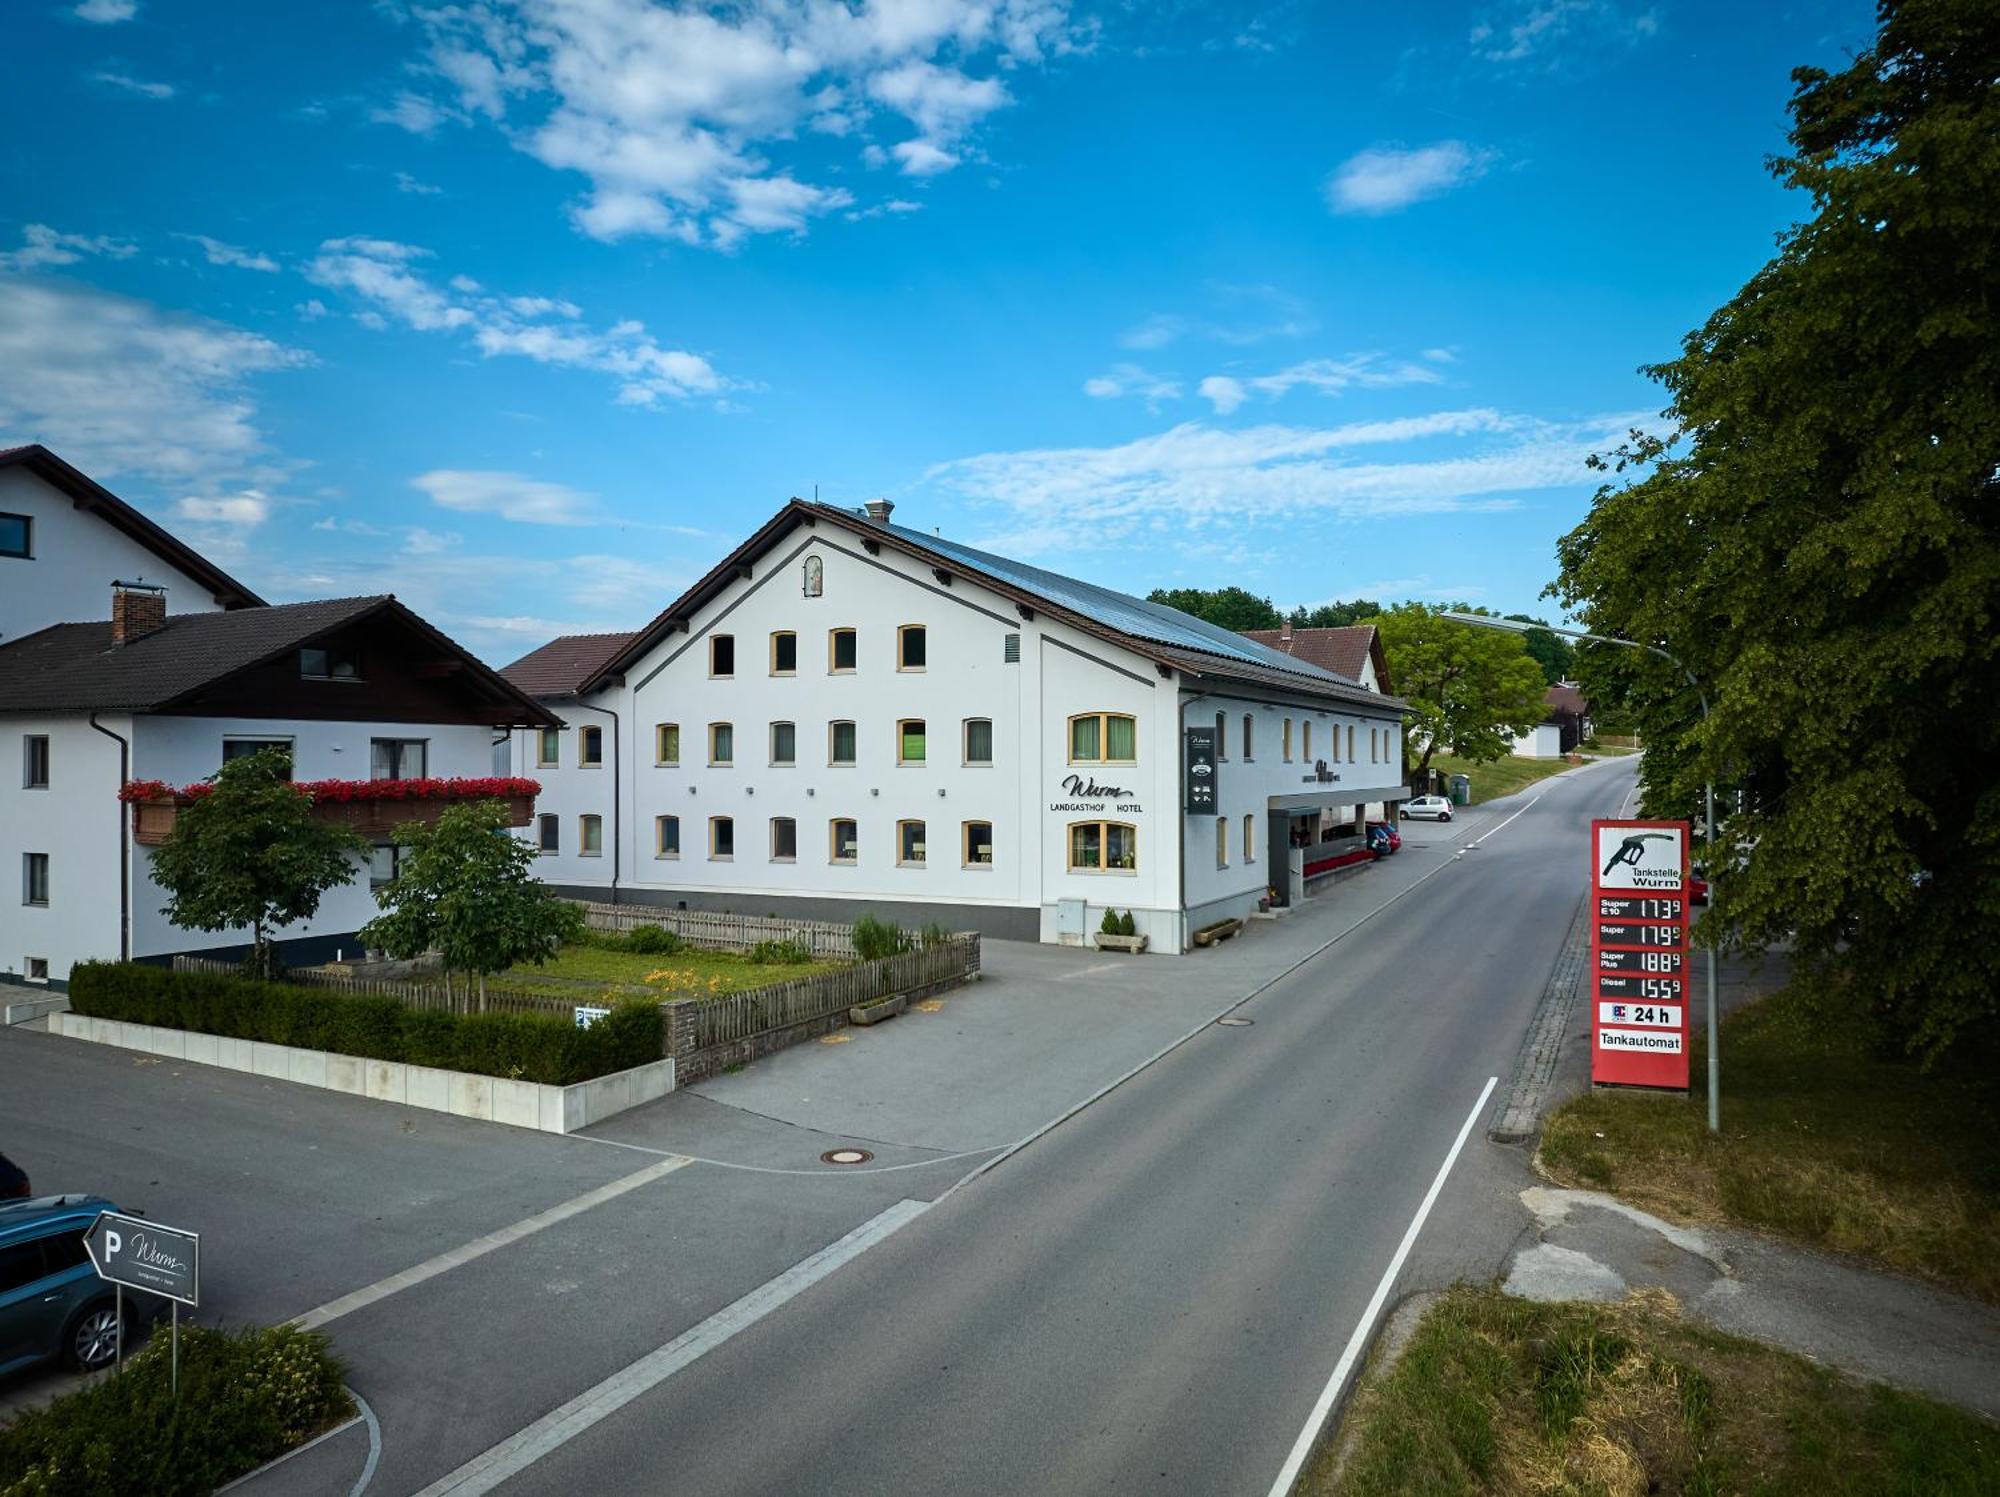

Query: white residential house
<box><xmin>503</xmin><ymin>499</ymin><xmax>1411</xmax><ymax>952</ymax></box>
<box><xmin>0</xmin><ymin>447</ymin><xmax>558</xmax><ymax>989</ymax></box>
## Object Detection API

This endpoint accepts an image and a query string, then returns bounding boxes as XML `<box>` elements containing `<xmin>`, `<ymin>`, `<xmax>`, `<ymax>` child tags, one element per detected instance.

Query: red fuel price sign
<box><xmin>1589</xmin><ymin>818</ymin><xmax>1691</xmax><ymax>1091</ymax></box>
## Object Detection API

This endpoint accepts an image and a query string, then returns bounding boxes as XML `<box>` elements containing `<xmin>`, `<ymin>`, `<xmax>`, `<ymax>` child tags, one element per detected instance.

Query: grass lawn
<box><xmin>1311</xmin><ymin>1285</ymin><xmax>1999</xmax><ymax>1497</ymax></box>
<box><xmin>1418</xmin><ymin>753</ymin><xmax>1582</xmax><ymax>806</ymax></box>
<box><xmin>502</xmin><ymin>943</ymin><xmax>846</xmax><ymax>999</ymax></box>
<box><xmin>1541</xmin><ymin>983</ymin><xmax>2000</xmax><ymax>1303</ymax></box>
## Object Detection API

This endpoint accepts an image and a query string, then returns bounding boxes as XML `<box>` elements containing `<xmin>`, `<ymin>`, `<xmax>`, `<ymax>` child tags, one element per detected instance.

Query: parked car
<box><xmin>1689</xmin><ymin>864</ymin><xmax>1710</xmax><ymax>905</ymax></box>
<box><xmin>1401</xmin><ymin>795</ymin><xmax>1454</xmax><ymax>823</ymax></box>
<box><xmin>1366</xmin><ymin>820</ymin><xmax>1402</xmax><ymax>856</ymax></box>
<box><xmin>0</xmin><ymin>1195</ymin><xmax>156</xmax><ymax>1375</ymax></box>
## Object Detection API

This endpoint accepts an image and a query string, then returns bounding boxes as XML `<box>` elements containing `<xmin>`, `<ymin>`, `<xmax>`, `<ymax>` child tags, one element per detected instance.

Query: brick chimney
<box><xmin>111</xmin><ymin>582</ymin><xmax>167</xmax><ymax>645</ymax></box>
<box><xmin>863</xmin><ymin>498</ymin><xmax>895</xmax><ymax>524</ymax></box>
<box><xmin>1280</xmin><ymin>617</ymin><xmax>1294</xmax><ymax>645</ymax></box>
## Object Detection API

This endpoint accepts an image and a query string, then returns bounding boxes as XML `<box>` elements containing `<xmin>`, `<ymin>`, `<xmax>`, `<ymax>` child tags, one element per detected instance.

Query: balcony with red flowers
<box><xmin>119</xmin><ymin>777</ymin><xmax>542</xmax><ymax>845</ymax></box>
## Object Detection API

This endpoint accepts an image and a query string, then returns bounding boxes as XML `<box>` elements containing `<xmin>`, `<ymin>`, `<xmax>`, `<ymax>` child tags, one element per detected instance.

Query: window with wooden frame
<box><xmin>536</xmin><ymin>813</ymin><xmax>559</xmax><ymax>853</ymax></box>
<box><xmin>897</xmin><ymin>819</ymin><xmax>927</xmax><ymax>865</ymax></box>
<box><xmin>829</xmin><ymin>720</ymin><xmax>857</xmax><ymax>765</ymax></box>
<box><xmin>828</xmin><ymin>627</ymin><xmax>857</xmax><ymax>673</ymax></box>
<box><xmin>655</xmin><ymin>723</ymin><xmax>679</xmax><ymax>765</ymax></box>
<box><xmin>579</xmin><ymin>725</ymin><xmax>603</xmax><ymax>766</ymax></box>
<box><xmin>963</xmin><ymin>718</ymin><xmax>993</xmax><ymax>765</ymax></box>
<box><xmin>709</xmin><ymin>721</ymin><xmax>734</xmax><ymax>766</ymax></box>
<box><xmin>897</xmin><ymin>719</ymin><xmax>926</xmax><ymax>765</ymax></box>
<box><xmin>1329</xmin><ymin>721</ymin><xmax>1341</xmax><ymax>762</ymax></box>
<box><xmin>1067</xmin><ymin>712</ymin><xmax>1136</xmax><ymax>765</ymax></box>
<box><xmin>1347</xmin><ymin>724</ymin><xmax>1356</xmax><ymax>762</ymax></box>
<box><xmin>709</xmin><ymin>815</ymin><xmax>734</xmax><ymax>859</ymax></box>
<box><xmin>1068</xmin><ymin>820</ymin><xmax>1136</xmax><ymax>873</ymax></box>
<box><xmin>1243</xmin><ymin>813</ymin><xmax>1256</xmax><ymax>863</ymax></box>
<box><xmin>579</xmin><ymin>814</ymin><xmax>603</xmax><ymax>856</ymax></box>
<box><xmin>830</xmin><ymin>818</ymin><xmax>858</xmax><ymax>864</ymax></box>
<box><xmin>1283</xmin><ymin>718</ymin><xmax>1293</xmax><ymax>762</ymax></box>
<box><xmin>710</xmin><ymin>634</ymin><xmax>735</xmax><ymax>677</ymax></box>
<box><xmin>770</xmin><ymin>721</ymin><xmax>796</xmax><ymax>766</ymax></box>
<box><xmin>962</xmin><ymin>821</ymin><xmax>994</xmax><ymax>867</ymax></box>
<box><xmin>897</xmin><ymin>624</ymin><xmax>927</xmax><ymax>671</ymax></box>
<box><xmin>1215</xmin><ymin>816</ymin><xmax>1229</xmax><ymax>869</ymax></box>
<box><xmin>1303</xmin><ymin>721</ymin><xmax>1313</xmax><ymax>761</ymax></box>
<box><xmin>536</xmin><ymin>727</ymin><xmax>560</xmax><ymax>768</ymax></box>
<box><xmin>770</xmin><ymin>817</ymin><xmax>797</xmax><ymax>862</ymax></box>
<box><xmin>770</xmin><ymin>631</ymin><xmax>797</xmax><ymax>675</ymax></box>
<box><xmin>1242</xmin><ymin>713</ymin><xmax>1254</xmax><ymax>761</ymax></box>
<box><xmin>655</xmin><ymin>815</ymin><xmax>679</xmax><ymax>858</ymax></box>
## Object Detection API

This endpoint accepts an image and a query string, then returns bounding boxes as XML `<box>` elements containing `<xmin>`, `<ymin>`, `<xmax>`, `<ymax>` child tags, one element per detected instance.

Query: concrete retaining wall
<box><xmin>48</xmin><ymin>1012</ymin><xmax>674</xmax><ymax>1134</ymax></box>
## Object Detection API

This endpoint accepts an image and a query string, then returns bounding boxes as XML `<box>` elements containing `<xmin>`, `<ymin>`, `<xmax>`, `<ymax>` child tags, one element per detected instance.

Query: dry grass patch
<box><xmin>1540</xmin><ymin>983</ymin><xmax>2000</xmax><ymax>1302</ymax></box>
<box><xmin>1311</xmin><ymin>1286</ymin><xmax>2000</xmax><ymax>1497</ymax></box>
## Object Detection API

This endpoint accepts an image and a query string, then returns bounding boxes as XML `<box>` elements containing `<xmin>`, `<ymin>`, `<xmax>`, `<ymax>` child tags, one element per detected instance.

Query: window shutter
<box><xmin>1003</xmin><ymin>632</ymin><xmax>1021</xmax><ymax>663</ymax></box>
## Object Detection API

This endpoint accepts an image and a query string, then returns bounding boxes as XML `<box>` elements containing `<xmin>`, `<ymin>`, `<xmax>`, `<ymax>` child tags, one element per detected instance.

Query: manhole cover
<box><xmin>820</xmin><ymin>1148</ymin><xmax>874</xmax><ymax>1166</ymax></box>
<box><xmin>1216</xmin><ymin>1016</ymin><xmax>1254</xmax><ymax>1027</ymax></box>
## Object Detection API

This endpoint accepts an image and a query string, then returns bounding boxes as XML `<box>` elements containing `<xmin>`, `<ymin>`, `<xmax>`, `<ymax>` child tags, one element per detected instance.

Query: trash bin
<box><xmin>1449</xmin><ymin>774</ymin><xmax>1471</xmax><ymax>806</ymax></box>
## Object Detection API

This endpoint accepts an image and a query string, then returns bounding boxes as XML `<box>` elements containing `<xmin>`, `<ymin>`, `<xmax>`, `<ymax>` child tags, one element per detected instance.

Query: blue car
<box><xmin>1</xmin><ymin>1195</ymin><xmax>155</xmax><ymax>1375</ymax></box>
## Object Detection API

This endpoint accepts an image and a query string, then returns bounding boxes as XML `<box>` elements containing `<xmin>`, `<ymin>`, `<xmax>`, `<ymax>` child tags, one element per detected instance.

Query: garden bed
<box><xmin>500</xmin><ymin>939</ymin><xmax>846</xmax><ymax>998</ymax></box>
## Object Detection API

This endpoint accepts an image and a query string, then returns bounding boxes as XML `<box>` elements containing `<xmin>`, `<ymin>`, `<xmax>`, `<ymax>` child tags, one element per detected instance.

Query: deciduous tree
<box><xmin>1145</xmin><ymin>586</ymin><xmax>1282</xmax><ymax>631</ymax></box>
<box><xmin>1551</xmin><ymin>0</ymin><xmax>2000</xmax><ymax>1057</ymax></box>
<box><xmin>1367</xmin><ymin>604</ymin><xmax>1549</xmax><ymax>773</ymax></box>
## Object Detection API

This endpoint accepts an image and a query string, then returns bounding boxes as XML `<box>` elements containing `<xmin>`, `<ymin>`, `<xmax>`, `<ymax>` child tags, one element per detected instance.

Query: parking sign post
<box><xmin>83</xmin><ymin>1210</ymin><xmax>200</xmax><ymax>1396</ymax></box>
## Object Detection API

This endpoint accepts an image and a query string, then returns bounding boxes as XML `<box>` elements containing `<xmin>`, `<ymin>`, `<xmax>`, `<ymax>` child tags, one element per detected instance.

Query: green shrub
<box><xmin>1118</xmin><ymin>910</ymin><xmax>1137</xmax><ymax>937</ymax></box>
<box><xmin>1100</xmin><ymin>907</ymin><xmax>1122</xmax><ymax>936</ymax></box>
<box><xmin>851</xmin><ymin>914</ymin><xmax>911</xmax><ymax>962</ymax></box>
<box><xmin>0</xmin><ymin>1322</ymin><xmax>350</xmax><ymax>1497</ymax></box>
<box><xmin>750</xmin><ymin>937</ymin><xmax>812</xmax><ymax>965</ymax></box>
<box><xmin>623</xmin><ymin>923</ymin><xmax>682</xmax><ymax>955</ymax></box>
<box><xmin>918</xmin><ymin>921</ymin><xmax>953</xmax><ymax>949</ymax></box>
<box><xmin>68</xmin><ymin>963</ymin><xmax>662</xmax><ymax>1085</ymax></box>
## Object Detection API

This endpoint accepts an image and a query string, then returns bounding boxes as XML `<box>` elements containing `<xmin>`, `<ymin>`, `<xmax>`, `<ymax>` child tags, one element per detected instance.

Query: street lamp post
<box><xmin>1443</xmin><ymin>612</ymin><xmax>1721</xmax><ymax>1134</ymax></box>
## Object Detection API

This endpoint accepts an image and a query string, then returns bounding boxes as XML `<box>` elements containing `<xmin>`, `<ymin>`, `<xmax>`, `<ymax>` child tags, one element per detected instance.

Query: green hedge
<box><xmin>0</xmin><ymin>1323</ymin><xmax>350</xmax><ymax>1497</ymax></box>
<box><xmin>69</xmin><ymin>963</ymin><xmax>663</xmax><ymax>1086</ymax></box>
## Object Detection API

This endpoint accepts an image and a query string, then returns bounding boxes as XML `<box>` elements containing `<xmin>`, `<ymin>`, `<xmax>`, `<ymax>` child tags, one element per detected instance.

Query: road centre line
<box><xmin>410</xmin><ymin>1198</ymin><xmax>932</xmax><ymax>1497</ymax></box>
<box><xmin>1264</xmin><ymin>1076</ymin><xmax>1500</xmax><ymax>1497</ymax></box>
<box><xmin>288</xmin><ymin>1158</ymin><xmax>690</xmax><ymax>1332</ymax></box>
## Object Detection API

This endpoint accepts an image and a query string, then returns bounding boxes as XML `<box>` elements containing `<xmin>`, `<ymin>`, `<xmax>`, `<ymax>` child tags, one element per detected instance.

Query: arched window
<box><xmin>1068</xmin><ymin>712</ymin><xmax>1136</xmax><ymax>765</ymax></box>
<box><xmin>1243</xmin><ymin>813</ymin><xmax>1256</xmax><ymax>863</ymax></box>
<box><xmin>1216</xmin><ymin>710</ymin><xmax>1227</xmax><ymax>761</ymax></box>
<box><xmin>830</xmin><ymin>818</ymin><xmax>858</xmax><ymax>863</ymax></box>
<box><xmin>802</xmin><ymin>555</ymin><xmax>824</xmax><ymax>597</ymax></box>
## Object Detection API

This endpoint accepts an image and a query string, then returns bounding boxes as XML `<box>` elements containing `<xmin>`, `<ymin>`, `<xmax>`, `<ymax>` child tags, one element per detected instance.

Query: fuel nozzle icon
<box><xmin>1603</xmin><ymin>831</ymin><xmax>1675</xmax><ymax>877</ymax></box>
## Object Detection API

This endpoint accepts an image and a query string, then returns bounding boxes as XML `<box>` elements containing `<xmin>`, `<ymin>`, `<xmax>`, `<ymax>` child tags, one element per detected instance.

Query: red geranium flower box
<box><xmin>120</xmin><ymin>777</ymin><xmax>542</xmax><ymax>844</ymax></box>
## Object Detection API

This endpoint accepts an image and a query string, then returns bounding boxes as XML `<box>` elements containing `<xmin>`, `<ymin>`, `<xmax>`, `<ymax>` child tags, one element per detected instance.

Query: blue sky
<box><xmin>2</xmin><ymin>0</ymin><xmax>1873</xmax><ymax>663</ymax></box>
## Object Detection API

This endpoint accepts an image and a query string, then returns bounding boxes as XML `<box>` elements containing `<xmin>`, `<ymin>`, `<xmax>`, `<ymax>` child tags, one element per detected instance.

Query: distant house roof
<box><xmin>1239</xmin><ymin>625</ymin><xmax>1391</xmax><ymax>695</ymax></box>
<box><xmin>0</xmin><ymin>595</ymin><xmax>555</xmax><ymax>723</ymax></box>
<box><xmin>584</xmin><ymin>502</ymin><xmax>1406</xmax><ymax>714</ymax></box>
<box><xmin>499</xmin><ymin>631</ymin><xmax>638</xmax><ymax>698</ymax></box>
<box><xmin>0</xmin><ymin>444</ymin><xmax>265</xmax><ymax>610</ymax></box>
<box><xmin>1545</xmin><ymin>683</ymin><xmax>1590</xmax><ymax>719</ymax></box>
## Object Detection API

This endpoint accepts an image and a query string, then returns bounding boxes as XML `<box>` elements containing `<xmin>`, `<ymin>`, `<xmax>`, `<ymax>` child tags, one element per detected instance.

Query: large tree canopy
<box><xmin>1367</xmin><ymin>604</ymin><xmax>1548</xmax><ymax>773</ymax></box>
<box><xmin>1145</xmin><ymin>586</ymin><xmax>1283</xmax><ymax>632</ymax></box>
<box><xmin>1551</xmin><ymin>0</ymin><xmax>2000</xmax><ymax>1057</ymax></box>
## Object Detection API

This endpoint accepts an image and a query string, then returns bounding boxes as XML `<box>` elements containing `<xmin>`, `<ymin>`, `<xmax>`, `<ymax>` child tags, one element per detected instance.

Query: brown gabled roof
<box><xmin>500</xmin><ymin>631</ymin><xmax>638</xmax><ymax>698</ymax></box>
<box><xmin>0</xmin><ymin>444</ymin><xmax>265</xmax><ymax>609</ymax></box>
<box><xmin>1545</xmin><ymin>683</ymin><xmax>1590</xmax><ymax>718</ymax></box>
<box><xmin>1240</xmin><ymin>625</ymin><xmax>1389</xmax><ymax>693</ymax></box>
<box><xmin>0</xmin><ymin>595</ymin><xmax>557</xmax><ymax>725</ymax></box>
<box><xmin>582</xmin><ymin>502</ymin><xmax>1407</xmax><ymax>715</ymax></box>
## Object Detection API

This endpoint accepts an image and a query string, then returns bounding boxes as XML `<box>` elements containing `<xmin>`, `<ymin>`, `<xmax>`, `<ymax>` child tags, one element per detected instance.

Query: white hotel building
<box><xmin>504</xmin><ymin>500</ymin><xmax>1410</xmax><ymax>952</ymax></box>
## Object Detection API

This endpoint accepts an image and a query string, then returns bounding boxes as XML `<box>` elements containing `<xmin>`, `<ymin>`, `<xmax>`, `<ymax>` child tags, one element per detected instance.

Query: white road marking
<box><xmin>350</xmin><ymin>1386</ymin><xmax>382</xmax><ymax>1497</ymax></box>
<box><xmin>410</xmin><ymin>1198</ymin><xmax>932</xmax><ymax>1497</ymax></box>
<box><xmin>1264</xmin><ymin>1075</ymin><xmax>1499</xmax><ymax>1497</ymax></box>
<box><xmin>289</xmin><ymin>1158</ymin><xmax>689</xmax><ymax>1332</ymax></box>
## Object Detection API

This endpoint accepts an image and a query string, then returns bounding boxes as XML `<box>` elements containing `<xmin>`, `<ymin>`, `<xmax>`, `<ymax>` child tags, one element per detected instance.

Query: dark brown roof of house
<box><xmin>1240</xmin><ymin>625</ymin><xmax>1386</xmax><ymax>691</ymax></box>
<box><xmin>0</xmin><ymin>595</ymin><xmax>556</xmax><ymax>724</ymax></box>
<box><xmin>584</xmin><ymin>501</ymin><xmax>1407</xmax><ymax>715</ymax></box>
<box><xmin>0</xmin><ymin>444</ymin><xmax>265</xmax><ymax>610</ymax></box>
<box><xmin>499</xmin><ymin>632</ymin><xmax>638</xmax><ymax>698</ymax></box>
<box><xmin>1545</xmin><ymin>683</ymin><xmax>1590</xmax><ymax>718</ymax></box>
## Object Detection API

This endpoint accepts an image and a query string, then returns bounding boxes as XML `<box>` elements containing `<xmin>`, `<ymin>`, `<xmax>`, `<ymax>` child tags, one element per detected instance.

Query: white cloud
<box><xmin>74</xmin><ymin>0</ymin><xmax>136</xmax><ymax>22</ymax></box>
<box><xmin>1197</xmin><ymin>354</ymin><xmax>1444</xmax><ymax>412</ymax></box>
<box><xmin>1084</xmin><ymin>363</ymin><xmax>1182</xmax><ymax>408</ymax></box>
<box><xmin>395</xmin><ymin>171</ymin><xmax>444</xmax><ymax>195</ymax></box>
<box><xmin>304</xmin><ymin>235</ymin><xmax>727</xmax><ymax>404</ymax></box>
<box><xmin>173</xmin><ymin>491</ymin><xmax>270</xmax><ymax>526</ymax></box>
<box><xmin>1325</xmin><ymin>141</ymin><xmax>1495</xmax><ymax>215</ymax></box>
<box><xmin>401</xmin><ymin>526</ymin><xmax>461</xmax><ymax>554</ymax></box>
<box><xmin>295</xmin><ymin>298</ymin><xmax>330</xmax><ymax>320</ymax></box>
<box><xmin>181</xmin><ymin>234</ymin><xmax>280</xmax><ymax>273</ymax></box>
<box><xmin>1470</xmin><ymin>1</ymin><xmax>1659</xmax><ymax>64</ymax></box>
<box><xmin>0</xmin><ymin>224</ymin><xmax>138</xmax><ymax>272</ymax></box>
<box><xmin>1118</xmin><ymin>288</ymin><xmax>1314</xmax><ymax>351</ymax></box>
<box><xmin>93</xmin><ymin>71</ymin><xmax>174</xmax><ymax>99</ymax></box>
<box><xmin>0</xmin><ymin>276</ymin><xmax>308</xmax><ymax>483</ymax></box>
<box><xmin>927</xmin><ymin>409</ymin><xmax>1639</xmax><ymax>542</ymax></box>
<box><xmin>1422</xmin><ymin>346</ymin><xmax>1458</xmax><ymax>363</ymax></box>
<box><xmin>411</xmin><ymin>470</ymin><xmax>602</xmax><ymax>526</ymax></box>
<box><xmin>382</xmin><ymin>0</ymin><xmax>1078</xmax><ymax>247</ymax></box>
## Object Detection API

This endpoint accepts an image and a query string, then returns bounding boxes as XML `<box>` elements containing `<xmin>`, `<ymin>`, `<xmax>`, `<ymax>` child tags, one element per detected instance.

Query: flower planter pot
<box><xmin>848</xmin><ymin>995</ymin><xmax>907</xmax><ymax>1026</ymax></box>
<box><xmin>131</xmin><ymin>798</ymin><xmax>178</xmax><ymax>846</ymax></box>
<box><xmin>1091</xmin><ymin>932</ymin><xmax>1150</xmax><ymax>954</ymax></box>
<box><xmin>126</xmin><ymin>783</ymin><xmax>537</xmax><ymax>844</ymax></box>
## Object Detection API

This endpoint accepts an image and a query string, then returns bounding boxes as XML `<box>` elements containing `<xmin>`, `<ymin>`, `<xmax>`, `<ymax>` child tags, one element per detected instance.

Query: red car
<box><xmin>1366</xmin><ymin>820</ymin><xmax>1402</xmax><ymax>856</ymax></box>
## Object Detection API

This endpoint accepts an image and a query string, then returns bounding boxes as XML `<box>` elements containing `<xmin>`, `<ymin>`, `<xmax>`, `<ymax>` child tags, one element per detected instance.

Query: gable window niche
<box><xmin>710</xmin><ymin>634</ymin><xmax>735</xmax><ymax>677</ymax></box>
<box><xmin>802</xmin><ymin>555</ymin><xmax>824</xmax><ymax>597</ymax></box>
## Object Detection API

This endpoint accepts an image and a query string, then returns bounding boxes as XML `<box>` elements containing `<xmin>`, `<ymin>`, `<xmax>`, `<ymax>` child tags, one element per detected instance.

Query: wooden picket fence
<box><xmin>566</xmin><ymin>900</ymin><xmax>858</xmax><ymax>958</ymax></box>
<box><xmin>169</xmin><ymin>954</ymin><xmax>586</xmax><ymax>1020</ymax></box>
<box><xmin>680</xmin><ymin>936</ymin><xmax>978</xmax><ymax>1052</ymax></box>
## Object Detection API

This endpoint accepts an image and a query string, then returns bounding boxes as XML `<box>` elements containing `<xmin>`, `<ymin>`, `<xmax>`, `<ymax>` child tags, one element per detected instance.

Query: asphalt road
<box><xmin>474</xmin><ymin>759</ymin><xmax>1640</xmax><ymax>1496</ymax></box>
<box><xmin>0</xmin><ymin>757</ymin><xmax>1637</xmax><ymax>1494</ymax></box>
